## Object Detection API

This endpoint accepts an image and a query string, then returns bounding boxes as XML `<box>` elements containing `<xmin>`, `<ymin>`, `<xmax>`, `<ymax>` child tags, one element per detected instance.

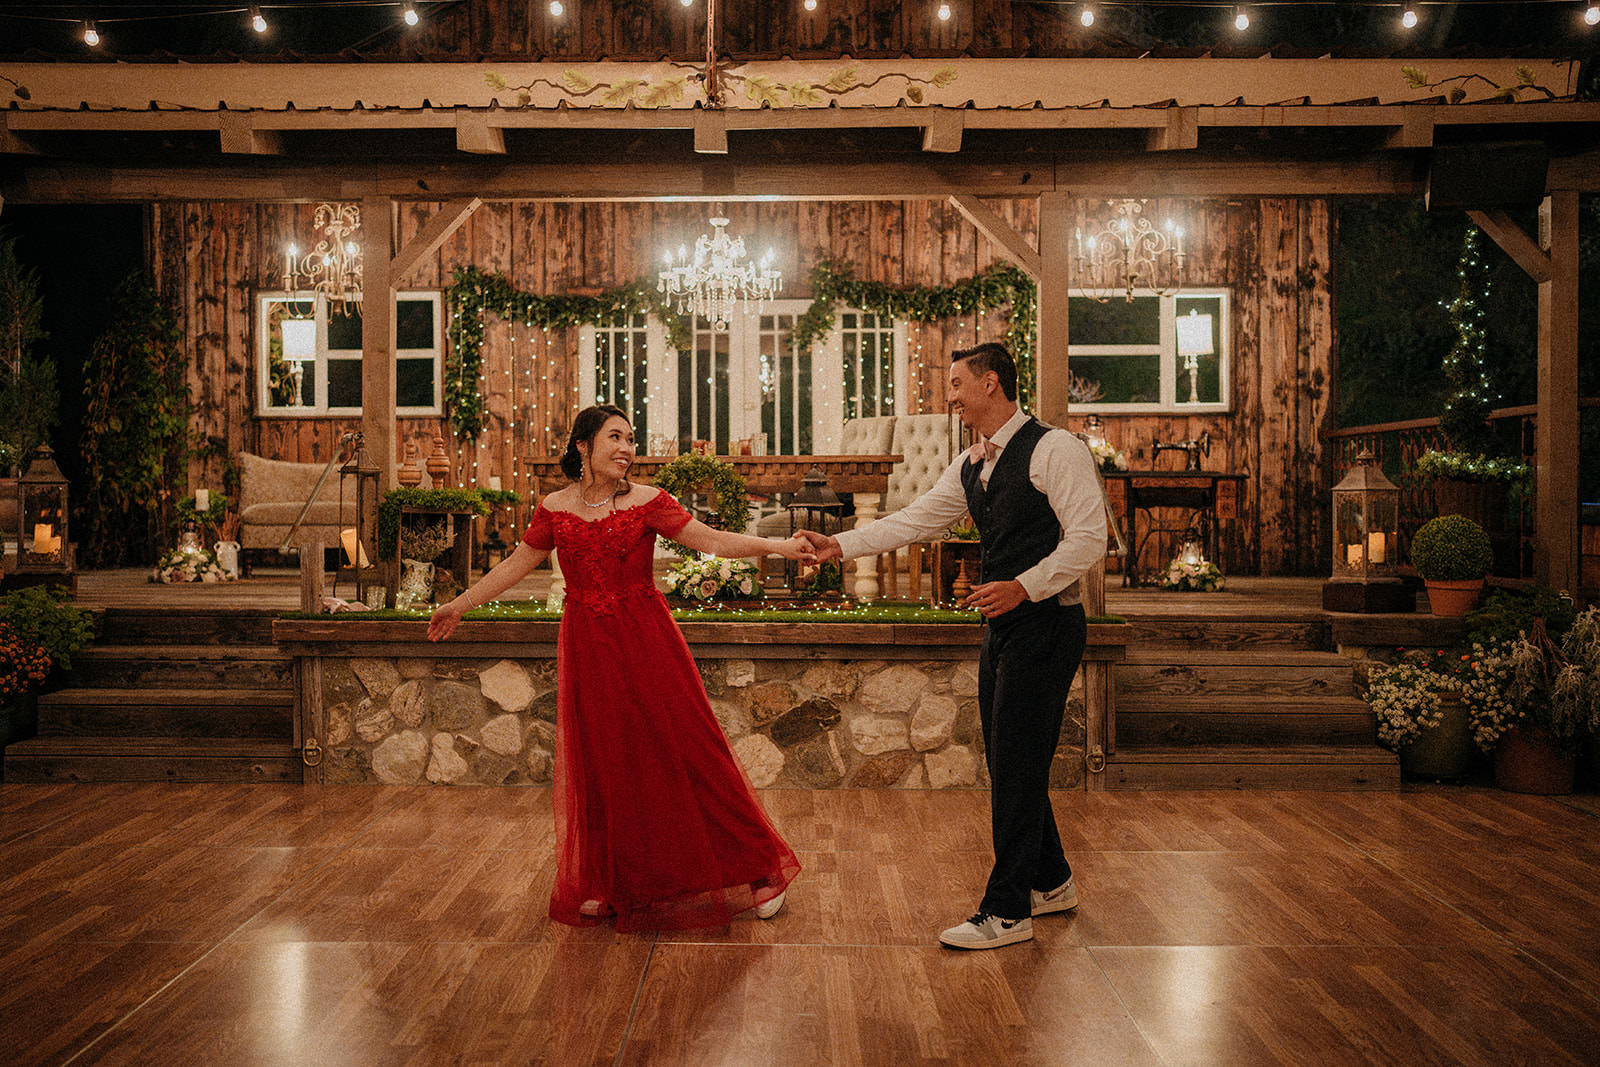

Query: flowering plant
<box><xmin>1158</xmin><ymin>558</ymin><xmax>1224</xmax><ymax>592</ymax></box>
<box><xmin>0</xmin><ymin>622</ymin><xmax>52</xmax><ymax>704</ymax></box>
<box><xmin>1086</xmin><ymin>438</ymin><xmax>1128</xmax><ymax>473</ymax></box>
<box><xmin>1367</xmin><ymin>649</ymin><xmax>1461</xmax><ymax>749</ymax></box>
<box><xmin>663</xmin><ymin>556</ymin><xmax>762</xmax><ymax>602</ymax></box>
<box><xmin>1461</xmin><ymin>607</ymin><xmax>1600</xmax><ymax>754</ymax></box>
<box><xmin>152</xmin><ymin>545</ymin><xmax>233</xmax><ymax>584</ymax></box>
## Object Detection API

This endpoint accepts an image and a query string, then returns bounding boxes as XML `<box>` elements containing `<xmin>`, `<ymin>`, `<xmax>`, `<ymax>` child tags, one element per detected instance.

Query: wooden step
<box><xmin>35</xmin><ymin>688</ymin><xmax>294</xmax><ymax>740</ymax></box>
<box><xmin>65</xmin><ymin>646</ymin><xmax>293</xmax><ymax>690</ymax></box>
<box><xmin>1104</xmin><ymin>745</ymin><xmax>1400</xmax><ymax>791</ymax></box>
<box><xmin>1114</xmin><ymin>695</ymin><xmax>1375</xmax><ymax>747</ymax></box>
<box><xmin>1120</xmin><ymin>616</ymin><xmax>1332</xmax><ymax>651</ymax></box>
<box><xmin>1115</xmin><ymin>657</ymin><xmax>1359</xmax><ymax>699</ymax></box>
<box><xmin>3</xmin><ymin>737</ymin><xmax>300</xmax><ymax>784</ymax></box>
<box><xmin>93</xmin><ymin>608</ymin><xmax>281</xmax><ymax>646</ymax></box>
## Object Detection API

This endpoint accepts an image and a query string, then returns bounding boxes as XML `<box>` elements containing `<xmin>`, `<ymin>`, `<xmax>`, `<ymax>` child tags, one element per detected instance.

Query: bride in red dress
<box><xmin>429</xmin><ymin>405</ymin><xmax>807</xmax><ymax>931</ymax></box>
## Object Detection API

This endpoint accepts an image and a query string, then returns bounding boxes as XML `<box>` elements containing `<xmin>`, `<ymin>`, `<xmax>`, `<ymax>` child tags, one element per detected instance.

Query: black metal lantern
<box><xmin>16</xmin><ymin>445</ymin><xmax>70</xmax><ymax>576</ymax></box>
<box><xmin>339</xmin><ymin>433</ymin><xmax>382</xmax><ymax>606</ymax></box>
<box><xmin>786</xmin><ymin>465</ymin><xmax>844</xmax><ymax>596</ymax></box>
<box><xmin>1322</xmin><ymin>449</ymin><xmax>1411</xmax><ymax>613</ymax></box>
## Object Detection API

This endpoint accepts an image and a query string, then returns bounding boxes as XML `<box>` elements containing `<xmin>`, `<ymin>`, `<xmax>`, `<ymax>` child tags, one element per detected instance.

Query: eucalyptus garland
<box><xmin>443</xmin><ymin>258</ymin><xmax>1040</xmax><ymax>441</ymax></box>
<box><xmin>445</xmin><ymin>266</ymin><xmax>690</xmax><ymax>440</ymax></box>
<box><xmin>650</xmin><ymin>454</ymin><xmax>750</xmax><ymax>557</ymax></box>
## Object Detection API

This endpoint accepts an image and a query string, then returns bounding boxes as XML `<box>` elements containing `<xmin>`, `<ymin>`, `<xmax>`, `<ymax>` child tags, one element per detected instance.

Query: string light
<box><xmin>937</xmin><ymin>2</ymin><xmax>953</xmax><ymax>20</ymax></box>
<box><xmin>401</xmin><ymin>2</ymin><xmax>418</xmax><ymax>27</ymax></box>
<box><xmin>1080</xmin><ymin>6</ymin><xmax>1095</xmax><ymax>27</ymax></box>
<box><xmin>680</xmin><ymin>0</ymin><xmax>694</xmax><ymax>7</ymax></box>
<box><xmin>81</xmin><ymin>20</ymin><xmax>99</xmax><ymax>47</ymax></box>
<box><xmin>1234</xmin><ymin>7</ymin><xmax>1250</xmax><ymax>30</ymax></box>
<box><xmin>1401</xmin><ymin>7</ymin><xmax>1419</xmax><ymax>28</ymax></box>
<box><xmin>550</xmin><ymin>0</ymin><xmax>564</xmax><ymax>15</ymax></box>
<box><xmin>804</xmin><ymin>0</ymin><xmax>818</xmax><ymax>10</ymax></box>
<box><xmin>249</xmin><ymin>6</ymin><xmax>268</xmax><ymax>34</ymax></box>
<box><xmin>1586</xmin><ymin>4</ymin><xmax>1599</xmax><ymax>25</ymax></box>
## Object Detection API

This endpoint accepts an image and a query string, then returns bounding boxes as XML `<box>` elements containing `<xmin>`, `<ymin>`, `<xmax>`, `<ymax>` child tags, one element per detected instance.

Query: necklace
<box><xmin>580</xmin><ymin>482</ymin><xmax>624</xmax><ymax>508</ymax></box>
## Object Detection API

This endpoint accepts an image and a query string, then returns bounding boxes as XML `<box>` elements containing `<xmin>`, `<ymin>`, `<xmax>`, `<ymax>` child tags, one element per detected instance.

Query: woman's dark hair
<box><xmin>952</xmin><ymin>342</ymin><xmax>1017</xmax><ymax>402</ymax></box>
<box><xmin>560</xmin><ymin>404</ymin><xmax>631</xmax><ymax>481</ymax></box>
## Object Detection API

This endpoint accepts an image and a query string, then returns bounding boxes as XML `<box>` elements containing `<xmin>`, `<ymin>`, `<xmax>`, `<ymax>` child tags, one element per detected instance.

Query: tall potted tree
<box><xmin>1409</xmin><ymin>514</ymin><xmax>1492</xmax><ymax>617</ymax></box>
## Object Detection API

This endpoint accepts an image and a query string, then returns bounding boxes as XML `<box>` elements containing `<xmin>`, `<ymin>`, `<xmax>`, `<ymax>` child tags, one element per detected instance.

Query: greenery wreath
<box><xmin>650</xmin><ymin>454</ymin><xmax>750</xmax><ymax>556</ymax></box>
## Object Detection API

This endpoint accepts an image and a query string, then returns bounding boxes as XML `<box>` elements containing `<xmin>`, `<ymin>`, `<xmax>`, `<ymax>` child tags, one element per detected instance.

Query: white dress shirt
<box><xmin>835</xmin><ymin>409</ymin><xmax>1107</xmax><ymax>606</ymax></box>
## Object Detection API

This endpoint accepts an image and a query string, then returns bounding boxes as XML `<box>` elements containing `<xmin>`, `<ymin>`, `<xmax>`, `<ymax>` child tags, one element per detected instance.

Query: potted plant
<box><xmin>1408</xmin><ymin>513</ymin><xmax>1492</xmax><ymax>616</ymax></box>
<box><xmin>0</xmin><ymin>586</ymin><xmax>94</xmax><ymax>755</ymax></box>
<box><xmin>1367</xmin><ymin>648</ymin><xmax>1476</xmax><ymax>779</ymax></box>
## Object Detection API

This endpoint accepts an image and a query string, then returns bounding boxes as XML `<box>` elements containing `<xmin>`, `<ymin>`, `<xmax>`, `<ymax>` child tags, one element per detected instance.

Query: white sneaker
<box><xmin>938</xmin><ymin>912</ymin><xmax>1033</xmax><ymax>950</ymax></box>
<box><xmin>1031</xmin><ymin>876</ymin><xmax>1079</xmax><ymax>916</ymax></box>
<box><xmin>754</xmin><ymin>890</ymin><xmax>786</xmax><ymax>919</ymax></box>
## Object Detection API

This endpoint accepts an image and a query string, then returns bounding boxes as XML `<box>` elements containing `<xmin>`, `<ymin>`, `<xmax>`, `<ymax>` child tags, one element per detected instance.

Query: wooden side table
<box><xmin>385</xmin><ymin>506</ymin><xmax>477</xmax><ymax>608</ymax></box>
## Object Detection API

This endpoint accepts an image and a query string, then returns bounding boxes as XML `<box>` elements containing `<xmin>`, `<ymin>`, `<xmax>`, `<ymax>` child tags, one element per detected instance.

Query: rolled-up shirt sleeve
<box><xmin>1013</xmin><ymin>430</ymin><xmax>1108</xmax><ymax>604</ymax></box>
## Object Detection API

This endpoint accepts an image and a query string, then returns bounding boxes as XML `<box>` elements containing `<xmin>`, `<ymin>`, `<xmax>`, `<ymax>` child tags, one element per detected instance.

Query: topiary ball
<box><xmin>1409</xmin><ymin>513</ymin><xmax>1493</xmax><ymax>582</ymax></box>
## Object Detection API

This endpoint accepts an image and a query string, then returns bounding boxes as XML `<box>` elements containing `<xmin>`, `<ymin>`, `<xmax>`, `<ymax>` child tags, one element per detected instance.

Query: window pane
<box><xmin>1069</xmin><ymin>297</ymin><xmax>1159</xmax><ymax>345</ymax></box>
<box><xmin>327</xmin><ymin>357</ymin><xmax>362</xmax><ymax>408</ymax></box>
<box><xmin>1067</xmin><ymin>354</ymin><xmax>1160</xmax><ymax>404</ymax></box>
<box><xmin>395</xmin><ymin>298</ymin><xmax>434</xmax><ymax>350</ymax></box>
<box><xmin>397</xmin><ymin>358</ymin><xmax>433</xmax><ymax>408</ymax></box>
<box><xmin>327</xmin><ymin>306</ymin><xmax>363</xmax><ymax>351</ymax></box>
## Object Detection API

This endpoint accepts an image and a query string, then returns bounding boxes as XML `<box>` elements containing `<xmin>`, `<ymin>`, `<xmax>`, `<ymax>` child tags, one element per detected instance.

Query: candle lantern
<box><xmin>338</xmin><ymin>433</ymin><xmax>382</xmax><ymax>606</ymax></box>
<box><xmin>16</xmin><ymin>445</ymin><xmax>71</xmax><ymax>578</ymax></box>
<box><xmin>1323</xmin><ymin>449</ymin><xmax>1410</xmax><ymax>613</ymax></box>
<box><xmin>785</xmin><ymin>466</ymin><xmax>844</xmax><ymax>596</ymax></box>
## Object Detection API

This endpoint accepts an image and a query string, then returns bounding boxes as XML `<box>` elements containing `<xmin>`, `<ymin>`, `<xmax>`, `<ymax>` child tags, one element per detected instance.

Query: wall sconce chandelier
<box><xmin>282</xmin><ymin>202</ymin><xmax>363</xmax><ymax>316</ymax></box>
<box><xmin>658</xmin><ymin>216</ymin><xmax>782</xmax><ymax>331</ymax></box>
<box><xmin>1073</xmin><ymin>199</ymin><xmax>1187</xmax><ymax>304</ymax></box>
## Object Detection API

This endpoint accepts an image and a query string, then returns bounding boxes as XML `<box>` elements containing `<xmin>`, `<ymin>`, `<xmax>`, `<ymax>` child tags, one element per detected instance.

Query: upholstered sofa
<box><xmin>237</xmin><ymin>451</ymin><xmax>358</xmax><ymax>553</ymax></box>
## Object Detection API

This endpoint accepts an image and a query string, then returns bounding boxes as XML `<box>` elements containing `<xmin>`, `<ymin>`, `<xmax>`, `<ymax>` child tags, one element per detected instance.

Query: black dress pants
<box><xmin>975</xmin><ymin>599</ymin><xmax>1087</xmax><ymax>919</ymax></box>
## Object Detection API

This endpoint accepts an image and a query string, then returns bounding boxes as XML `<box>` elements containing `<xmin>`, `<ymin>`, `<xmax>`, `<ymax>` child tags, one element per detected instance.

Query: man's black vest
<box><xmin>959</xmin><ymin>417</ymin><xmax>1060</xmax><ymax>624</ymax></box>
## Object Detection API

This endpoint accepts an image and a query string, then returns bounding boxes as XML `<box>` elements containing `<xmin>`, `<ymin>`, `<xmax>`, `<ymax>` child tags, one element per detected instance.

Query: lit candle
<box><xmin>33</xmin><ymin>523</ymin><xmax>53</xmax><ymax>555</ymax></box>
<box><xmin>1367</xmin><ymin>532</ymin><xmax>1386</xmax><ymax>565</ymax></box>
<box><xmin>195</xmin><ymin>488</ymin><xmax>210</xmax><ymax>513</ymax></box>
<box><xmin>1346</xmin><ymin>544</ymin><xmax>1362</xmax><ymax>567</ymax></box>
<box><xmin>339</xmin><ymin>528</ymin><xmax>370</xmax><ymax>569</ymax></box>
<box><xmin>488</xmin><ymin>476</ymin><xmax>503</xmax><ymax>491</ymax></box>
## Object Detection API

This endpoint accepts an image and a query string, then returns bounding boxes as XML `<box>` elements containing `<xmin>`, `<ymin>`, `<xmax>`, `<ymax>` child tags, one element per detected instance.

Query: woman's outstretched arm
<box><xmin>428</xmin><ymin>541</ymin><xmax>550</xmax><ymax>642</ymax></box>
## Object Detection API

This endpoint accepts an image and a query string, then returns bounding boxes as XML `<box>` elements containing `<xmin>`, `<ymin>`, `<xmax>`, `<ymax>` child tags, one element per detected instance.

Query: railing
<box><xmin>1327</xmin><ymin>399</ymin><xmax>1599</xmax><ymax>580</ymax></box>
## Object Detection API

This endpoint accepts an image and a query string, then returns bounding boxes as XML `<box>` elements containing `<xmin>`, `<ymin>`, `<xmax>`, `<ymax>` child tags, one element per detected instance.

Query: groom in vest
<box><xmin>802</xmin><ymin>342</ymin><xmax>1106</xmax><ymax>949</ymax></box>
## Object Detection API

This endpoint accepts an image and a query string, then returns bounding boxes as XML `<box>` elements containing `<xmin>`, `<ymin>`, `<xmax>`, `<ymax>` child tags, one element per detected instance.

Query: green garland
<box><xmin>445</xmin><ymin>266</ymin><xmax>690</xmax><ymax>440</ymax></box>
<box><xmin>650</xmin><ymin>454</ymin><xmax>750</xmax><ymax>557</ymax></box>
<box><xmin>444</xmin><ymin>258</ymin><xmax>1039</xmax><ymax>442</ymax></box>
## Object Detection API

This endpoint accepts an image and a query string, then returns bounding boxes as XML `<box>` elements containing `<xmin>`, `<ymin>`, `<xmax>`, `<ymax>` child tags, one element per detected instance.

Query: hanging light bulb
<box><xmin>402</xmin><ymin>2</ymin><xmax>418</xmax><ymax>26</ymax></box>
<box><xmin>82</xmin><ymin>20</ymin><xmax>100</xmax><ymax>47</ymax></box>
<box><xmin>550</xmin><ymin>0</ymin><xmax>564</xmax><ymax>14</ymax></box>
<box><xmin>1080</xmin><ymin>5</ymin><xmax>1095</xmax><ymax>27</ymax></box>
<box><xmin>249</xmin><ymin>6</ymin><xmax>268</xmax><ymax>33</ymax></box>
<box><xmin>680</xmin><ymin>0</ymin><xmax>694</xmax><ymax>7</ymax></box>
<box><xmin>804</xmin><ymin>0</ymin><xmax>818</xmax><ymax>10</ymax></box>
<box><xmin>1586</xmin><ymin>5</ymin><xmax>1599</xmax><ymax>26</ymax></box>
<box><xmin>937</xmin><ymin>2</ymin><xmax>952</xmax><ymax>21</ymax></box>
<box><xmin>1234</xmin><ymin>7</ymin><xmax>1250</xmax><ymax>30</ymax></box>
<box><xmin>1401</xmin><ymin>7</ymin><xmax>1419</xmax><ymax>28</ymax></box>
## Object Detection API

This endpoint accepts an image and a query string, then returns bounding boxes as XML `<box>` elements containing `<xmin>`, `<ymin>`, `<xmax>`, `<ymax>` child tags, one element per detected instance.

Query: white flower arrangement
<box><xmin>663</xmin><ymin>555</ymin><xmax>762</xmax><ymax>602</ymax></box>
<box><xmin>1368</xmin><ymin>652</ymin><xmax>1458</xmax><ymax>749</ymax></box>
<box><xmin>1086</xmin><ymin>438</ymin><xmax>1128</xmax><ymax>472</ymax></box>
<box><xmin>152</xmin><ymin>545</ymin><xmax>233</xmax><ymax>584</ymax></box>
<box><xmin>1158</xmin><ymin>558</ymin><xmax>1225</xmax><ymax>592</ymax></box>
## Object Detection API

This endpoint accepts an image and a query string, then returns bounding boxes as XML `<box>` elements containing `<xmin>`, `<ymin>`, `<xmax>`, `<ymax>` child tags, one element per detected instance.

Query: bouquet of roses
<box><xmin>1158</xmin><ymin>557</ymin><xmax>1225</xmax><ymax>592</ymax></box>
<box><xmin>664</xmin><ymin>555</ymin><xmax>762</xmax><ymax>602</ymax></box>
<box><xmin>152</xmin><ymin>545</ymin><xmax>234</xmax><ymax>584</ymax></box>
<box><xmin>1086</xmin><ymin>438</ymin><xmax>1128</xmax><ymax>473</ymax></box>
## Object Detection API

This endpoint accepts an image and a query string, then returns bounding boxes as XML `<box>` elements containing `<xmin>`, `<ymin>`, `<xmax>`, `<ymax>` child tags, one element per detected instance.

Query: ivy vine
<box><xmin>650</xmin><ymin>454</ymin><xmax>750</xmax><ymax>557</ymax></box>
<box><xmin>443</xmin><ymin>257</ymin><xmax>1039</xmax><ymax>442</ymax></box>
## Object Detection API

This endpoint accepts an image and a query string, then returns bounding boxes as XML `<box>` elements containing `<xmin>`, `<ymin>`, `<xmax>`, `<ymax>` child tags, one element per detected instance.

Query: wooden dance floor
<box><xmin>2</xmin><ymin>784</ymin><xmax>1598</xmax><ymax>1065</ymax></box>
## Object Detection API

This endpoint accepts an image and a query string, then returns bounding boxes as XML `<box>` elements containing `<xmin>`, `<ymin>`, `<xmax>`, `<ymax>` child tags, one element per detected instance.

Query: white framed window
<box><xmin>1067</xmin><ymin>290</ymin><xmax>1230</xmax><ymax>414</ymax></box>
<box><xmin>578</xmin><ymin>312</ymin><xmax>665</xmax><ymax>440</ymax></box>
<box><xmin>256</xmin><ymin>291</ymin><xmax>443</xmax><ymax>416</ymax></box>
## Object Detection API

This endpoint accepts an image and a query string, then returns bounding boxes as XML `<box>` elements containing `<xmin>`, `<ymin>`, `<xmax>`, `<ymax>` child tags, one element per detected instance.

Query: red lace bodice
<box><xmin>522</xmin><ymin>490</ymin><xmax>692</xmax><ymax>614</ymax></box>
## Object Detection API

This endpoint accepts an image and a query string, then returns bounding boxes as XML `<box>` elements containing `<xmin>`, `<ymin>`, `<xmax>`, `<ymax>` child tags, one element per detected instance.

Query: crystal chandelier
<box><xmin>657</xmin><ymin>216</ymin><xmax>782</xmax><ymax>331</ymax></box>
<box><xmin>282</xmin><ymin>202</ymin><xmax>363</xmax><ymax>316</ymax></box>
<box><xmin>1073</xmin><ymin>199</ymin><xmax>1186</xmax><ymax>304</ymax></box>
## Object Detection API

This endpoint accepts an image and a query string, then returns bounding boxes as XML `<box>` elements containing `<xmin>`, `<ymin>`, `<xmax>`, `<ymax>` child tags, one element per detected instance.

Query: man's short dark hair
<box><xmin>951</xmin><ymin>343</ymin><xmax>1017</xmax><ymax>402</ymax></box>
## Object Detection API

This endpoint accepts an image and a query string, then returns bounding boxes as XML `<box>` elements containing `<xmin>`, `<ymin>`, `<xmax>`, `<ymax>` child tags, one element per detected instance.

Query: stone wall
<box><xmin>318</xmin><ymin>654</ymin><xmax>1088</xmax><ymax>789</ymax></box>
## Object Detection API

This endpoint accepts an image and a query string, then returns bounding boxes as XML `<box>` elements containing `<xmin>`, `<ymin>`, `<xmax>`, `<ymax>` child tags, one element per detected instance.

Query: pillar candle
<box><xmin>1346</xmin><ymin>544</ymin><xmax>1362</xmax><ymax>567</ymax></box>
<box><xmin>488</xmin><ymin>476</ymin><xmax>502</xmax><ymax>491</ymax></box>
<box><xmin>195</xmin><ymin>488</ymin><xmax>210</xmax><ymax>512</ymax></box>
<box><xmin>340</xmin><ymin>528</ymin><xmax>370</xmax><ymax>569</ymax></box>
<box><xmin>33</xmin><ymin>523</ymin><xmax>53</xmax><ymax>554</ymax></box>
<box><xmin>1367</xmin><ymin>532</ymin><xmax>1386</xmax><ymax>565</ymax></box>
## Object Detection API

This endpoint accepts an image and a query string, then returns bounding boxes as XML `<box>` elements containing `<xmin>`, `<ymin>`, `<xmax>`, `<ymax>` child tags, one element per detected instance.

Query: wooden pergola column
<box><xmin>360</xmin><ymin>196</ymin><xmax>396</xmax><ymax>490</ymax></box>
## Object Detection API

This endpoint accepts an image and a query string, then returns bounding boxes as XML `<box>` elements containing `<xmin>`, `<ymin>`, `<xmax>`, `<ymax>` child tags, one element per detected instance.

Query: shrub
<box><xmin>1409</xmin><ymin>514</ymin><xmax>1492</xmax><ymax>581</ymax></box>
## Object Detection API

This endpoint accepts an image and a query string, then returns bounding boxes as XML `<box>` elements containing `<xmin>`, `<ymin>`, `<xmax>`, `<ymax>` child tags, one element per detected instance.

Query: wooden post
<box><xmin>299</xmin><ymin>540</ymin><xmax>325</xmax><ymax>612</ymax></box>
<box><xmin>361</xmin><ymin>195</ymin><xmax>396</xmax><ymax>492</ymax></box>
<box><xmin>1036</xmin><ymin>191</ymin><xmax>1072</xmax><ymax>428</ymax></box>
<box><xmin>1537</xmin><ymin>192</ymin><xmax>1580</xmax><ymax>593</ymax></box>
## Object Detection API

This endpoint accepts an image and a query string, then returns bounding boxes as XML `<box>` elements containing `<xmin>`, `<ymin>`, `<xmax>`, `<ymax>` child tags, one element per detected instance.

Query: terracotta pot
<box><xmin>1493</xmin><ymin>726</ymin><xmax>1575</xmax><ymax>795</ymax></box>
<box><xmin>1400</xmin><ymin>694</ymin><xmax>1477</xmax><ymax>780</ymax></box>
<box><xmin>1423</xmin><ymin>578</ymin><xmax>1484</xmax><ymax>617</ymax></box>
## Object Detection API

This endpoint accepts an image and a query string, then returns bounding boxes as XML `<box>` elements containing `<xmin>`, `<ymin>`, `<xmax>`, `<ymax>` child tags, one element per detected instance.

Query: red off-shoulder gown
<box><xmin>522</xmin><ymin>489</ymin><xmax>799</xmax><ymax>930</ymax></box>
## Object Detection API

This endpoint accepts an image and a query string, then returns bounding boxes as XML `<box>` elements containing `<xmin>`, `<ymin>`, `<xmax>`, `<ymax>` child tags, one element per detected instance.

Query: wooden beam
<box><xmin>1535</xmin><ymin>192</ymin><xmax>1580</xmax><ymax>592</ymax></box>
<box><xmin>1036</xmin><ymin>190</ymin><xmax>1072</xmax><ymax>430</ymax></box>
<box><xmin>360</xmin><ymin>196</ymin><xmax>396</xmax><ymax>492</ymax></box>
<box><xmin>0</xmin><ymin>119</ymin><xmax>40</xmax><ymax>156</ymax></box>
<box><xmin>921</xmin><ymin>110</ymin><xmax>964</xmax><ymax>153</ymax></box>
<box><xmin>1382</xmin><ymin>107</ymin><xmax>1435</xmax><ymax>149</ymax></box>
<box><xmin>389</xmin><ymin>197</ymin><xmax>483</xmax><ymax>283</ymax></box>
<box><xmin>218</xmin><ymin>114</ymin><xmax>283</xmax><ymax>156</ymax></box>
<box><xmin>455</xmin><ymin>114</ymin><xmax>506</xmax><ymax>155</ymax></box>
<box><xmin>948</xmin><ymin>194</ymin><xmax>1041</xmax><ymax>278</ymax></box>
<box><xmin>1145</xmin><ymin>107</ymin><xmax>1197</xmax><ymax>152</ymax></box>
<box><xmin>693</xmin><ymin>109</ymin><xmax>728</xmax><ymax>154</ymax></box>
<box><xmin>1466</xmin><ymin>209</ymin><xmax>1552</xmax><ymax>284</ymax></box>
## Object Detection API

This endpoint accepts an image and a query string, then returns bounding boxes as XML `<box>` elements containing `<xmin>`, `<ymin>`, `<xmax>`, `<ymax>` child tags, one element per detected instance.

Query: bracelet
<box><xmin>464</xmin><ymin>589</ymin><xmax>477</xmax><ymax>609</ymax></box>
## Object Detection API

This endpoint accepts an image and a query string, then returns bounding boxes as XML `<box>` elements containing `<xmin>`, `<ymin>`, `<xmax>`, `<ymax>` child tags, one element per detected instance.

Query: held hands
<box><xmin>795</xmin><ymin>528</ymin><xmax>843</xmax><ymax>562</ymax></box>
<box><xmin>427</xmin><ymin>598</ymin><xmax>466</xmax><ymax>642</ymax></box>
<box><xmin>771</xmin><ymin>532</ymin><xmax>819</xmax><ymax>563</ymax></box>
<box><xmin>963</xmin><ymin>579</ymin><xmax>1027</xmax><ymax>619</ymax></box>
